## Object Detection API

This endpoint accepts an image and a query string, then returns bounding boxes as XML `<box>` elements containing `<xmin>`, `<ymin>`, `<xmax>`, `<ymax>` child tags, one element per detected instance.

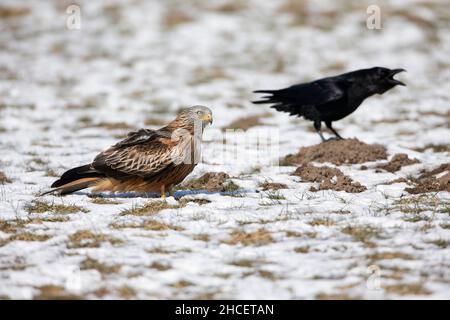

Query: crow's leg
<box><xmin>314</xmin><ymin>121</ymin><xmax>326</xmax><ymax>142</ymax></box>
<box><xmin>325</xmin><ymin>121</ymin><xmax>343</xmax><ymax>140</ymax></box>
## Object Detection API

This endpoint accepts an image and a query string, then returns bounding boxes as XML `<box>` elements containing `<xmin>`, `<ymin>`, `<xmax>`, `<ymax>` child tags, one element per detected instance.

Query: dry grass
<box><xmin>34</xmin><ymin>285</ymin><xmax>82</xmax><ymax>300</ymax></box>
<box><xmin>257</xmin><ymin>270</ymin><xmax>281</xmax><ymax>281</ymax></box>
<box><xmin>341</xmin><ymin>226</ymin><xmax>381</xmax><ymax>248</ymax></box>
<box><xmin>265</xmin><ymin>190</ymin><xmax>286</xmax><ymax>201</ymax></box>
<box><xmin>230</xmin><ymin>259</ymin><xmax>259</xmax><ymax>268</ymax></box>
<box><xmin>25</xmin><ymin>200</ymin><xmax>89</xmax><ymax>214</ymax></box>
<box><xmin>193</xmin><ymin>233</ymin><xmax>210</xmax><ymax>242</ymax></box>
<box><xmin>208</xmin><ymin>1</ymin><xmax>248</xmax><ymax>13</ymax></box>
<box><xmin>193</xmin><ymin>291</ymin><xmax>221</xmax><ymax>300</ymax></box>
<box><xmin>178</xmin><ymin>198</ymin><xmax>211</xmax><ymax>206</ymax></box>
<box><xmin>117</xmin><ymin>285</ymin><xmax>136</xmax><ymax>299</ymax></box>
<box><xmin>0</xmin><ymin>219</ymin><xmax>25</xmax><ymax>233</ymax></box>
<box><xmin>414</xmin><ymin>144</ymin><xmax>450</xmax><ymax>153</ymax></box>
<box><xmin>1</xmin><ymin>232</ymin><xmax>52</xmax><ymax>247</ymax></box>
<box><xmin>368</xmin><ymin>252</ymin><xmax>413</xmax><ymax>261</ymax></box>
<box><xmin>308</xmin><ymin>218</ymin><xmax>336</xmax><ymax>227</ymax></box>
<box><xmin>162</xmin><ymin>8</ymin><xmax>194</xmax><ymax>29</ymax></box>
<box><xmin>68</xmin><ymin>230</ymin><xmax>124</xmax><ymax>249</ymax></box>
<box><xmin>149</xmin><ymin>261</ymin><xmax>172</xmax><ymax>271</ymax></box>
<box><xmin>0</xmin><ymin>216</ymin><xmax>69</xmax><ymax>235</ymax></box>
<box><xmin>92</xmin><ymin>287</ymin><xmax>111</xmax><ymax>298</ymax></box>
<box><xmin>171</xmin><ymin>280</ymin><xmax>194</xmax><ymax>289</ymax></box>
<box><xmin>120</xmin><ymin>201</ymin><xmax>180</xmax><ymax>216</ymax></box>
<box><xmin>80</xmin><ymin>257</ymin><xmax>121</xmax><ymax>274</ymax></box>
<box><xmin>90</xmin><ymin>198</ymin><xmax>121</xmax><ymax>205</ymax></box>
<box><xmin>294</xmin><ymin>246</ymin><xmax>310</xmax><ymax>254</ymax></box>
<box><xmin>142</xmin><ymin>219</ymin><xmax>184</xmax><ymax>231</ymax></box>
<box><xmin>285</xmin><ymin>230</ymin><xmax>317</xmax><ymax>238</ymax></box>
<box><xmin>259</xmin><ymin>182</ymin><xmax>288</xmax><ymax>191</ymax></box>
<box><xmin>0</xmin><ymin>5</ymin><xmax>31</xmax><ymax>19</ymax></box>
<box><xmin>427</xmin><ymin>239</ymin><xmax>449</xmax><ymax>249</ymax></box>
<box><xmin>316</xmin><ymin>292</ymin><xmax>361</xmax><ymax>300</ymax></box>
<box><xmin>111</xmin><ymin>219</ymin><xmax>184</xmax><ymax>232</ymax></box>
<box><xmin>393</xmin><ymin>195</ymin><xmax>446</xmax><ymax>214</ymax></box>
<box><xmin>383</xmin><ymin>283</ymin><xmax>431</xmax><ymax>296</ymax></box>
<box><xmin>224</xmin><ymin>229</ymin><xmax>274</xmax><ymax>246</ymax></box>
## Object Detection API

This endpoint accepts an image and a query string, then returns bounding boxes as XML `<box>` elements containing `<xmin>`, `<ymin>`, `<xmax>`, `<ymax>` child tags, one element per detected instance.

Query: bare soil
<box><xmin>376</xmin><ymin>153</ymin><xmax>420</xmax><ymax>173</ymax></box>
<box><xmin>284</xmin><ymin>139</ymin><xmax>387</xmax><ymax>165</ymax></box>
<box><xmin>406</xmin><ymin>163</ymin><xmax>450</xmax><ymax>194</ymax></box>
<box><xmin>293</xmin><ymin>164</ymin><xmax>367</xmax><ymax>193</ymax></box>
<box><xmin>179</xmin><ymin>172</ymin><xmax>234</xmax><ymax>192</ymax></box>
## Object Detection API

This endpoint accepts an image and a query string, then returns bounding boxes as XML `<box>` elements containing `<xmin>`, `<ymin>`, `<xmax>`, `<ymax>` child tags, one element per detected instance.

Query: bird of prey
<box><xmin>253</xmin><ymin>67</ymin><xmax>406</xmax><ymax>141</ymax></box>
<box><xmin>42</xmin><ymin>106</ymin><xmax>213</xmax><ymax>198</ymax></box>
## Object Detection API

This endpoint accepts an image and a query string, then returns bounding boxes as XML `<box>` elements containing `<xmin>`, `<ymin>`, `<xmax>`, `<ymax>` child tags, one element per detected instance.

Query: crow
<box><xmin>252</xmin><ymin>67</ymin><xmax>406</xmax><ymax>141</ymax></box>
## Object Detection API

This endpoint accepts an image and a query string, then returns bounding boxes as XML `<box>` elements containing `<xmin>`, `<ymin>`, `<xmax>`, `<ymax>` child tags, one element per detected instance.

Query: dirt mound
<box><xmin>405</xmin><ymin>163</ymin><xmax>450</xmax><ymax>194</ymax></box>
<box><xmin>376</xmin><ymin>153</ymin><xmax>420</xmax><ymax>173</ymax></box>
<box><xmin>293</xmin><ymin>164</ymin><xmax>367</xmax><ymax>193</ymax></box>
<box><xmin>179</xmin><ymin>172</ymin><xmax>238</xmax><ymax>192</ymax></box>
<box><xmin>283</xmin><ymin>139</ymin><xmax>387</xmax><ymax>166</ymax></box>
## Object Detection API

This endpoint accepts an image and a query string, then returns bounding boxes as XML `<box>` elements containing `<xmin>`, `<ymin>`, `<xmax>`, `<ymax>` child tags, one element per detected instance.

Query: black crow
<box><xmin>252</xmin><ymin>67</ymin><xmax>406</xmax><ymax>141</ymax></box>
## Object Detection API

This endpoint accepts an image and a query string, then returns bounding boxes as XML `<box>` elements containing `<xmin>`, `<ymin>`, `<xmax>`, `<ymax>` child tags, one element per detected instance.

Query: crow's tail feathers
<box><xmin>40</xmin><ymin>164</ymin><xmax>103</xmax><ymax>196</ymax></box>
<box><xmin>252</xmin><ymin>90</ymin><xmax>279</xmax><ymax>104</ymax></box>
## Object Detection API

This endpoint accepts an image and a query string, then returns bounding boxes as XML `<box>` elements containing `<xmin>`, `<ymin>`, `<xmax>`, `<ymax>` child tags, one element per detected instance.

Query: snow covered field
<box><xmin>0</xmin><ymin>0</ymin><xmax>449</xmax><ymax>299</ymax></box>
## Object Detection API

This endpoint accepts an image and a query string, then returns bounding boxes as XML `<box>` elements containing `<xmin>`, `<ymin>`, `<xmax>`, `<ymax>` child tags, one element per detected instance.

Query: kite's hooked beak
<box><xmin>201</xmin><ymin>113</ymin><xmax>213</xmax><ymax>125</ymax></box>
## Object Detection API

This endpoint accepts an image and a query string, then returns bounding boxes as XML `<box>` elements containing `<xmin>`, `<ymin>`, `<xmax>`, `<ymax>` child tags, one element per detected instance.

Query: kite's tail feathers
<box><xmin>40</xmin><ymin>164</ymin><xmax>104</xmax><ymax>196</ymax></box>
<box><xmin>40</xmin><ymin>177</ymin><xmax>101</xmax><ymax>196</ymax></box>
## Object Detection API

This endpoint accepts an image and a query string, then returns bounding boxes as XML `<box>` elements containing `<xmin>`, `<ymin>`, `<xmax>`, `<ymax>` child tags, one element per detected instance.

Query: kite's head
<box><xmin>178</xmin><ymin>105</ymin><xmax>213</xmax><ymax>128</ymax></box>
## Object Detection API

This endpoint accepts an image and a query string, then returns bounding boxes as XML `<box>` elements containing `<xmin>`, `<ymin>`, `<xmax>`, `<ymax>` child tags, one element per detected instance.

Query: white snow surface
<box><xmin>0</xmin><ymin>0</ymin><xmax>449</xmax><ymax>299</ymax></box>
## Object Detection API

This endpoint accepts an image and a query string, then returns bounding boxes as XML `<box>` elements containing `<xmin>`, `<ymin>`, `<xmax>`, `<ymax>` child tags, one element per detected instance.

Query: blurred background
<box><xmin>1</xmin><ymin>0</ymin><xmax>449</xmax><ymax>126</ymax></box>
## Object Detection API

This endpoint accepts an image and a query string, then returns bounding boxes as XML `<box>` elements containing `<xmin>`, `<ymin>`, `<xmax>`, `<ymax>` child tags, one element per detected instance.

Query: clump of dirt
<box><xmin>293</xmin><ymin>164</ymin><xmax>367</xmax><ymax>193</ymax></box>
<box><xmin>283</xmin><ymin>139</ymin><xmax>387</xmax><ymax>166</ymax></box>
<box><xmin>179</xmin><ymin>172</ymin><xmax>238</xmax><ymax>192</ymax></box>
<box><xmin>405</xmin><ymin>163</ymin><xmax>450</xmax><ymax>194</ymax></box>
<box><xmin>376</xmin><ymin>153</ymin><xmax>420</xmax><ymax>173</ymax></box>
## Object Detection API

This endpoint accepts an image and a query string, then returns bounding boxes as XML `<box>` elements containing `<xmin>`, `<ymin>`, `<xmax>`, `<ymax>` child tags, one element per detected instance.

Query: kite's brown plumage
<box><xmin>42</xmin><ymin>106</ymin><xmax>212</xmax><ymax>196</ymax></box>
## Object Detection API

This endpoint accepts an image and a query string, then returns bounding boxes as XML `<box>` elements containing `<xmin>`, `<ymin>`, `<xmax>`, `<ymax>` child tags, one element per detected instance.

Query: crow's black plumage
<box><xmin>253</xmin><ymin>67</ymin><xmax>406</xmax><ymax>141</ymax></box>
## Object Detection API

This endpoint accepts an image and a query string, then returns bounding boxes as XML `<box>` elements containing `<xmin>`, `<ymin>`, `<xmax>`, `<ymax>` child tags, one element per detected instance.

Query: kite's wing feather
<box><xmin>92</xmin><ymin>128</ymin><xmax>177</xmax><ymax>179</ymax></box>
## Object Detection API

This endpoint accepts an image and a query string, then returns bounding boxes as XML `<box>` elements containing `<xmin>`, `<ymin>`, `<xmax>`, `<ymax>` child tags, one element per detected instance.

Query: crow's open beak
<box><xmin>388</xmin><ymin>68</ymin><xmax>406</xmax><ymax>86</ymax></box>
